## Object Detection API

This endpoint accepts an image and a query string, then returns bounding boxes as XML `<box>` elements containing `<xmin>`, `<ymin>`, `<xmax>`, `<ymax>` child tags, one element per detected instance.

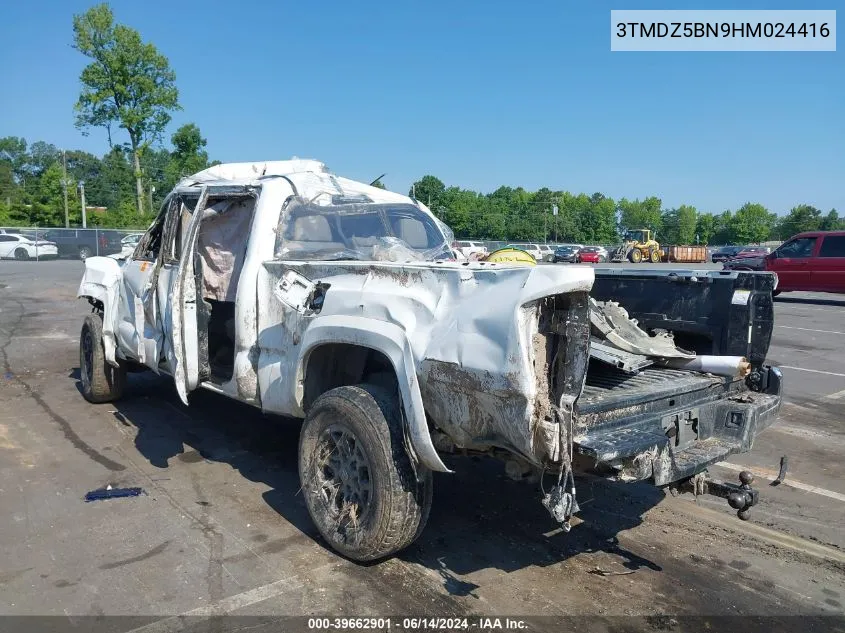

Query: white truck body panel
<box><xmin>78</xmin><ymin>160</ymin><xmax>596</xmax><ymax>474</ymax></box>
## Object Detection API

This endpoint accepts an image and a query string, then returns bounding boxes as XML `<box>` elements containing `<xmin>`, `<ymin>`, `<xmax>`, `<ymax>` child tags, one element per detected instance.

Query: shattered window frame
<box><xmin>274</xmin><ymin>196</ymin><xmax>454</xmax><ymax>263</ymax></box>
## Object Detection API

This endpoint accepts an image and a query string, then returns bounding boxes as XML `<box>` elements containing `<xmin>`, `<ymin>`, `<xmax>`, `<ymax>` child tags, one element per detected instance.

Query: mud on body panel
<box><xmin>419</xmin><ymin>291</ymin><xmax>591</xmax><ymax>467</ymax></box>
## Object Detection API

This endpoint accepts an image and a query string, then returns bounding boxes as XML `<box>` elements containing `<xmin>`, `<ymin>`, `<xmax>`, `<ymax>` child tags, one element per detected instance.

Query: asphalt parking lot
<box><xmin>1</xmin><ymin>260</ymin><xmax>844</xmax><ymax>630</ymax></box>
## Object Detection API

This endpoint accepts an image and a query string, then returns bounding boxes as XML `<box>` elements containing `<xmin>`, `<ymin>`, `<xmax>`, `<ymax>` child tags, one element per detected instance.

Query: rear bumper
<box><xmin>574</xmin><ymin>366</ymin><xmax>783</xmax><ymax>486</ymax></box>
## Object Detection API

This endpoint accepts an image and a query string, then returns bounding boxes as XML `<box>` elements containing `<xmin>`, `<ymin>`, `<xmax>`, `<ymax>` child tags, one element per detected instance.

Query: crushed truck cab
<box><xmin>77</xmin><ymin>159</ymin><xmax>782</xmax><ymax>561</ymax></box>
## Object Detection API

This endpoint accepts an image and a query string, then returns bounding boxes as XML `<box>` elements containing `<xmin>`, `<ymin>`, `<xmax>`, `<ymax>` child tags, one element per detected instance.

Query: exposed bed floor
<box><xmin>577</xmin><ymin>363</ymin><xmax>725</xmax><ymax>414</ymax></box>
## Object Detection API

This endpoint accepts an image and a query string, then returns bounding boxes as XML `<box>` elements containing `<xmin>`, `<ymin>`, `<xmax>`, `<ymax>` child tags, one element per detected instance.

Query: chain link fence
<box><xmin>0</xmin><ymin>226</ymin><xmax>145</xmax><ymax>261</ymax></box>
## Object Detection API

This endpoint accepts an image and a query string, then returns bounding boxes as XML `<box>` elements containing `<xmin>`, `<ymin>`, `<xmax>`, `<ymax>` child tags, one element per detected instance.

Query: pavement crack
<box><xmin>0</xmin><ymin>299</ymin><xmax>125</xmax><ymax>472</ymax></box>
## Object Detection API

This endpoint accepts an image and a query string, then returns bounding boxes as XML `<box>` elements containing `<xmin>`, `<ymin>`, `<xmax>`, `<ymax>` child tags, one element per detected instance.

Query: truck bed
<box><xmin>578</xmin><ymin>364</ymin><xmax>723</xmax><ymax>415</ymax></box>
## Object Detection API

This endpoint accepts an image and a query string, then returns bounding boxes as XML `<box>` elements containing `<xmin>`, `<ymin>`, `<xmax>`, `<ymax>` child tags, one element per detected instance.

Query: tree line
<box><xmin>1</xmin><ymin>2</ymin><xmax>840</xmax><ymax>245</ymax></box>
<box><xmin>0</xmin><ymin>126</ymin><xmax>214</xmax><ymax>229</ymax></box>
<box><xmin>410</xmin><ymin>175</ymin><xmax>842</xmax><ymax>245</ymax></box>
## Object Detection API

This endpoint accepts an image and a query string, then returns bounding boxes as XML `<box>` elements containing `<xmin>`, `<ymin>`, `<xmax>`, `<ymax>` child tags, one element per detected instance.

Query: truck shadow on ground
<box><xmin>82</xmin><ymin>371</ymin><xmax>663</xmax><ymax>590</ymax></box>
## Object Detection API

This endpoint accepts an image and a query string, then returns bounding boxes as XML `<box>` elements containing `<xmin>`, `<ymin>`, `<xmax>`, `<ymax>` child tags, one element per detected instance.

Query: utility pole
<box><xmin>79</xmin><ymin>181</ymin><xmax>87</xmax><ymax>229</ymax></box>
<box><xmin>62</xmin><ymin>150</ymin><xmax>70</xmax><ymax>228</ymax></box>
<box><xmin>149</xmin><ymin>183</ymin><xmax>155</xmax><ymax>215</ymax></box>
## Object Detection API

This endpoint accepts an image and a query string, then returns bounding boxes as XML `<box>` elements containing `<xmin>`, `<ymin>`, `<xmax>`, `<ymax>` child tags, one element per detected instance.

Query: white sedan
<box><xmin>110</xmin><ymin>232</ymin><xmax>143</xmax><ymax>259</ymax></box>
<box><xmin>0</xmin><ymin>233</ymin><xmax>58</xmax><ymax>260</ymax></box>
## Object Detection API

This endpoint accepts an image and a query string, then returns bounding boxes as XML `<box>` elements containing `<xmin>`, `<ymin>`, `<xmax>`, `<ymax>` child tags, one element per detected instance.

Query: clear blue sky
<box><xmin>1</xmin><ymin>0</ymin><xmax>841</xmax><ymax>215</ymax></box>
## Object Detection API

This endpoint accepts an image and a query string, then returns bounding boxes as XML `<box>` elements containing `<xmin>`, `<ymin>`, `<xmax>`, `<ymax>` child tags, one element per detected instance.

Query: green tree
<box><xmin>166</xmin><ymin>123</ymin><xmax>209</xmax><ymax>183</ymax></box>
<box><xmin>96</xmin><ymin>147</ymin><xmax>136</xmax><ymax>211</ymax></box>
<box><xmin>0</xmin><ymin>136</ymin><xmax>29</xmax><ymax>183</ymax></box>
<box><xmin>729</xmin><ymin>202</ymin><xmax>775</xmax><ymax>244</ymax></box>
<box><xmin>660</xmin><ymin>208</ymin><xmax>681</xmax><ymax>244</ymax></box>
<box><xmin>820</xmin><ymin>209</ymin><xmax>842</xmax><ymax>231</ymax></box>
<box><xmin>584</xmin><ymin>195</ymin><xmax>618</xmax><ymax>243</ymax></box>
<box><xmin>618</xmin><ymin>196</ymin><xmax>662</xmax><ymax>234</ymax></box>
<box><xmin>695</xmin><ymin>213</ymin><xmax>715</xmax><ymax>244</ymax></box>
<box><xmin>142</xmin><ymin>146</ymin><xmax>171</xmax><ymax>209</ymax></box>
<box><xmin>409</xmin><ymin>175</ymin><xmax>445</xmax><ymax>209</ymax></box>
<box><xmin>440</xmin><ymin>186</ymin><xmax>478</xmax><ymax>237</ymax></box>
<box><xmin>677</xmin><ymin>205</ymin><xmax>698</xmax><ymax>244</ymax></box>
<box><xmin>712</xmin><ymin>210</ymin><xmax>733</xmax><ymax>244</ymax></box>
<box><xmin>28</xmin><ymin>141</ymin><xmax>60</xmax><ymax>177</ymax></box>
<box><xmin>777</xmin><ymin>204</ymin><xmax>821</xmax><ymax>239</ymax></box>
<box><xmin>30</xmin><ymin>163</ymin><xmax>68</xmax><ymax>226</ymax></box>
<box><xmin>72</xmin><ymin>3</ymin><xmax>180</xmax><ymax>215</ymax></box>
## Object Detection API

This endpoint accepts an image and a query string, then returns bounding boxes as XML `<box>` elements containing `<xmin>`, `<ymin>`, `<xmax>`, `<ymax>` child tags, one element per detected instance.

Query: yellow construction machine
<box><xmin>610</xmin><ymin>229</ymin><xmax>661</xmax><ymax>263</ymax></box>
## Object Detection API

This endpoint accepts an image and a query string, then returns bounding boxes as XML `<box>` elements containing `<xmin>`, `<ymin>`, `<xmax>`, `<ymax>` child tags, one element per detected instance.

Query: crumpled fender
<box><xmin>297</xmin><ymin>314</ymin><xmax>451</xmax><ymax>474</ymax></box>
<box><xmin>77</xmin><ymin>256</ymin><xmax>123</xmax><ymax>366</ymax></box>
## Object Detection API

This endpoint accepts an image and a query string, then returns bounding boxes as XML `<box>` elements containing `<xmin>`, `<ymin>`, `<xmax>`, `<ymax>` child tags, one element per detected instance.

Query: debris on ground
<box><xmin>588</xmin><ymin>567</ymin><xmax>637</xmax><ymax>577</ymax></box>
<box><xmin>84</xmin><ymin>487</ymin><xmax>145</xmax><ymax>502</ymax></box>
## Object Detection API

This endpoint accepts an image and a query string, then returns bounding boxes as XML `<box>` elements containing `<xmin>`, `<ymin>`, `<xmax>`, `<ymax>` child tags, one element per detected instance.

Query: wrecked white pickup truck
<box><xmin>77</xmin><ymin>160</ymin><xmax>783</xmax><ymax>561</ymax></box>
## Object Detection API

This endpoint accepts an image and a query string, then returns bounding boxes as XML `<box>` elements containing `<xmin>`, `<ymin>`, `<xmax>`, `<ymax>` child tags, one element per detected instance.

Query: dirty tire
<box><xmin>650</xmin><ymin>249</ymin><xmax>661</xmax><ymax>263</ymax></box>
<box><xmin>79</xmin><ymin>246</ymin><xmax>93</xmax><ymax>261</ymax></box>
<box><xmin>80</xmin><ymin>313</ymin><xmax>126</xmax><ymax>403</ymax></box>
<box><xmin>299</xmin><ymin>384</ymin><xmax>433</xmax><ymax>562</ymax></box>
<box><xmin>629</xmin><ymin>249</ymin><xmax>643</xmax><ymax>263</ymax></box>
<box><xmin>14</xmin><ymin>247</ymin><xmax>30</xmax><ymax>261</ymax></box>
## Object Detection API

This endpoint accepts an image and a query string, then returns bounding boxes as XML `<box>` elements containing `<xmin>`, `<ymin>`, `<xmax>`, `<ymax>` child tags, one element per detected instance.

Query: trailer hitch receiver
<box><xmin>680</xmin><ymin>470</ymin><xmax>759</xmax><ymax>520</ymax></box>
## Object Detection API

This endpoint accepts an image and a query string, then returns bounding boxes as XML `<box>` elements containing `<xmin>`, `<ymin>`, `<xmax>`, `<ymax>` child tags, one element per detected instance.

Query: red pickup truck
<box><xmin>765</xmin><ymin>231</ymin><xmax>845</xmax><ymax>294</ymax></box>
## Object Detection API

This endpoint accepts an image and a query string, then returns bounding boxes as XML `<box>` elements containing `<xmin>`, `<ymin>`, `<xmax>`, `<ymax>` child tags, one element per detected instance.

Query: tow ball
<box><xmin>679</xmin><ymin>470</ymin><xmax>760</xmax><ymax>520</ymax></box>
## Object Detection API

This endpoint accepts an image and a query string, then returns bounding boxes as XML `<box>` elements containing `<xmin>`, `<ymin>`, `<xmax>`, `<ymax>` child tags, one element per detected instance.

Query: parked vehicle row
<box><xmin>0</xmin><ymin>228</ymin><xmax>135</xmax><ymax>261</ymax></box>
<box><xmin>552</xmin><ymin>244</ymin><xmax>608</xmax><ymax>264</ymax></box>
<box><xmin>711</xmin><ymin>245</ymin><xmax>772</xmax><ymax>263</ymax></box>
<box><xmin>722</xmin><ymin>231</ymin><xmax>845</xmax><ymax>294</ymax></box>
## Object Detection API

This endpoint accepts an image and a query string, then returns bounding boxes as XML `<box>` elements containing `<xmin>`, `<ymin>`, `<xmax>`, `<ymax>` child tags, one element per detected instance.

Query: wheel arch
<box><xmin>297</xmin><ymin>316</ymin><xmax>451</xmax><ymax>474</ymax></box>
<box><xmin>77</xmin><ymin>256</ymin><xmax>123</xmax><ymax>365</ymax></box>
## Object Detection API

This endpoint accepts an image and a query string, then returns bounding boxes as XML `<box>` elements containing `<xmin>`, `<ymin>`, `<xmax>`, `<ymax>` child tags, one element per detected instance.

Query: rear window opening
<box><xmin>275</xmin><ymin>197</ymin><xmax>452</xmax><ymax>262</ymax></box>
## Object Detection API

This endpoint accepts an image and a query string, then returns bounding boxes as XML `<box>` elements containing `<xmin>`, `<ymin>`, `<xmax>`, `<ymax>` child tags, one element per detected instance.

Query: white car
<box><xmin>507</xmin><ymin>243</ymin><xmax>543</xmax><ymax>261</ymax></box>
<box><xmin>454</xmin><ymin>240</ymin><xmax>488</xmax><ymax>260</ymax></box>
<box><xmin>538</xmin><ymin>244</ymin><xmax>554</xmax><ymax>261</ymax></box>
<box><xmin>112</xmin><ymin>233</ymin><xmax>143</xmax><ymax>259</ymax></box>
<box><xmin>0</xmin><ymin>233</ymin><xmax>58</xmax><ymax>260</ymax></box>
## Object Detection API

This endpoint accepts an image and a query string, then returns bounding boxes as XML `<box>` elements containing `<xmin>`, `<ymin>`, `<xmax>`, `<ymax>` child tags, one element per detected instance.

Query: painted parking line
<box><xmin>714</xmin><ymin>461</ymin><xmax>845</xmax><ymax>503</ymax></box>
<box><xmin>776</xmin><ymin>325</ymin><xmax>845</xmax><ymax>335</ymax></box>
<box><xmin>123</xmin><ymin>562</ymin><xmax>337</xmax><ymax>632</ymax></box>
<box><xmin>673</xmin><ymin>499</ymin><xmax>845</xmax><ymax>565</ymax></box>
<box><xmin>826</xmin><ymin>388</ymin><xmax>845</xmax><ymax>400</ymax></box>
<box><xmin>777</xmin><ymin>365</ymin><xmax>845</xmax><ymax>378</ymax></box>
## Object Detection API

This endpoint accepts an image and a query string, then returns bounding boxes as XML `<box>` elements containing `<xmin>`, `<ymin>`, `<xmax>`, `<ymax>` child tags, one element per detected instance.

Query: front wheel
<box><xmin>14</xmin><ymin>247</ymin><xmax>30</xmax><ymax>261</ymax></box>
<box><xmin>629</xmin><ymin>249</ymin><xmax>643</xmax><ymax>263</ymax></box>
<box><xmin>80</xmin><ymin>314</ymin><xmax>126</xmax><ymax>403</ymax></box>
<box><xmin>79</xmin><ymin>246</ymin><xmax>93</xmax><ymax>261</ymax></box>
<box><xmin>299</xmin><ymin>384</ymin><xmax>433</xmax><ymax>562</ymax></box>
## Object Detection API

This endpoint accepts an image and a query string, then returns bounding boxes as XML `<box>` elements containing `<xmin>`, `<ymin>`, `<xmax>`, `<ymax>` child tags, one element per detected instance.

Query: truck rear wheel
<box><xmin>299</xmin><ymin>384</ymin><xmax>433</xmax><ymax>562</ymax></box>
<box><xmin>80</xmin><ymin>313</ymin><xmax>126</xmax><ymax>403</ymax></box>
<box><xmin>650</xmin><ymin>249</ymin><xmax>661</xmax><ymax>263</ymax></box>
<box><xmin>79</xmin><ymin>246</ymin><xmax>93</xmax><ymax>260</ymax></box>
<box><xmin>629</xmin><ymin>249</ymin><xmax>643</xmax><ymax>263</ymax></box>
